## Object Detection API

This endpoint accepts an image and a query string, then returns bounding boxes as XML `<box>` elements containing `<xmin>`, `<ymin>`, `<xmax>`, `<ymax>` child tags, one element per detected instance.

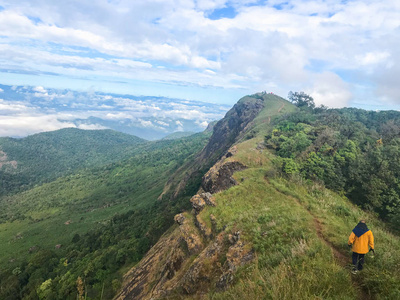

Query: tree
<box><xmin>288</xmin><ymin>91</ymin><xmax>315</xmax><ymax>109</ymax></box>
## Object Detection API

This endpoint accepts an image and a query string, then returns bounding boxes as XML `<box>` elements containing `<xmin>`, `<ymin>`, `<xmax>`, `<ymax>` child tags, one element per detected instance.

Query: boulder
<box><xmin>174</xmin><ymin>213</ymin><xmax>185</xmax><ymax>225</ymax></box>
<box><xmin>190</xmin><ymin>195</ymin><xmax>206</xmax><ymax>214</ymax></box>
<box><xmin>200</xmin><ymin>192</ymin><xmax>216</xmax><ymax>207</ymax></box>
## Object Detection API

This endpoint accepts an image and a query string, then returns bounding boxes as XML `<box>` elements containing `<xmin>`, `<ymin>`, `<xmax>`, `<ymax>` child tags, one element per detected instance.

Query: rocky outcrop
<box><xmin>202</xmin><ymin>160</ymin><xmax>247</xmax><ymax>194</ymax></box>
<box><xmin>174</xmin><ymin>213</ymin><xmax>185</xmax><ymax>225</ymax></box>
<box><xmin>190</xmin><ymin>193</ymin><xmax>217</xmax><ymax>214</ymax></box>
<box><xmin>217</xmin><ymin>240</ymin><xmax>254</xmax><ymax>290</ymax></box>
<box><xmin>190</xmin><ymin>195</ymin><xmax>206</xmax><ymax>214</ymax></box>
<box><xmin>201</xmin><ymin>192</ymin><xmax>216</xmax><ymax>207</ymax></box>
<box><xmin>115</xmin><ymin>228</ymin><xmax>184</xmax><ymax>300</ymax></box>
<box><xmin>176</xmin><ymin>213</ymin><xmax>204</xmax><ymax>255</ymax></box>
<box><xmin>116</xmin><ymin>95</ymin><xmax>269</xmax><ymax>299</ymax></box>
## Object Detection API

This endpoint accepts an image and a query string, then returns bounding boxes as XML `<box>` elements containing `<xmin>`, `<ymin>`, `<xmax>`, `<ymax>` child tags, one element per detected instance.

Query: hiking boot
<box><xmin>351</xmin><ymin>269</ymin><xmax>358</xmax><ymax>275</ymax></box>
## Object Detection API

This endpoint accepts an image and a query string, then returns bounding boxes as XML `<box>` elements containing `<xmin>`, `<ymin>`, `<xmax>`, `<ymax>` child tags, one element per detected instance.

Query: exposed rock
<box><xmin>190</xmin><ymin>195</ymin><xmax>206</xmax><ymax>214</ymax></box>
<box><xmin>116</xmin><ymin>96</ymin><xmax>267</xmax><ymax>299</ymax></box>
<box><xmin>174</xmin><ymin>213</ymin><xmax>185</xmax><ymax>225</ymax></box>
<box><xmin>194</xmin><ymin>215</ymin><xmax>212</xmax><ymax>240</ymax></box>
<box><xmin>177</xmin><ymin>214</ymin><xmax>204</xmax><ymax>254</ymax></box>
<box><xmin>114</xmin><ymin>228</ymin><xmax>185</xmax><ymax>300</ymax></box>
<box><xmin>225</xmin><ymin>146</ymin><xmax>238</xmax><ymax>158</ymax></box>
<box><xmin>180</xmin><ymin>233</ymin><xmax>225</xmax><ymax>294</ymax></box>
<box><xmin>0</xmin><ymin>150</ymin><xmax>18</xmax><ymax>170</ymax></box>
<box><xmin>55</xmin><ymin>244</ymin><xmax>62</xmax><ymax>249</ymax></box>
<box><xmin>217</xmin><ymin>241</ymin><xmax>254</xmax><ymax>291</ymax></box>
<box><xmin>256</xmin><ymin>142</ymin><xmax>266</xmax><ymax>150</ymax></box>
<box><xmin>200</xmin><ymin>192</ymin><xmax>216</xmax><ymax>207</ymax></box>
<box><xmin>202</xmin><ymin>160</ymin><xmax>247</xmax><ymax>194</ymax></box>
<box><xmin>228</xmin><ymin>231</ymin><xmax>241</xmax><ymax>245</ymax></box>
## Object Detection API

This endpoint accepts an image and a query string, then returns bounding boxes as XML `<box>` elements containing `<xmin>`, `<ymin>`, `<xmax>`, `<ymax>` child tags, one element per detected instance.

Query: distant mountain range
<box><xmin>0</xmin><ymin>84</ymin><xmax>230</xmax><ymax>140</ymax></box>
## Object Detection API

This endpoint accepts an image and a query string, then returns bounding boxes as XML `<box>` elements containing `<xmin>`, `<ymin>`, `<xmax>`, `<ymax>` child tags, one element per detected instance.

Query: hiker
<box><xmin>348</xmin><ymin>220</ymin><xmax>374</xmax><ymax>274</ymax></box>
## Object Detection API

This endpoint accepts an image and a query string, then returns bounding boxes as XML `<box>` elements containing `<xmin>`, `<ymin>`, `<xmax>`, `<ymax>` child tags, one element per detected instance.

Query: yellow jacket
<box><xmin>348</xmin><ymin>230</ymin><xmax>374</xmax><ymax>254</ymax></box>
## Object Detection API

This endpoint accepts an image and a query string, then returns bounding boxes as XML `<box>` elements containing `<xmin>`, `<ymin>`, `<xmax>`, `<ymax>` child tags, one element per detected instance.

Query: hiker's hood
<box><xmin>352</xmin><ymin>222</ymin><xmax>369</xmax><ymax>237</ymax></box>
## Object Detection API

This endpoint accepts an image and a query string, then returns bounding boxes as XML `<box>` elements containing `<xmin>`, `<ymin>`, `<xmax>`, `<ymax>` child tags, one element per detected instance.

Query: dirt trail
<box><xmin>267</xmin><ymin>181</ymin><xmax>372</xmax><ymax>300</ymax></box>
<box><xmin>277</xmin><ymin>102</ymin><xmax>285</xmax><ymax>113</ymax></box>
<box><xmin>312</xmin><ymin>215</ymin><xmax>372</xmax><ymax>300</ymax></box>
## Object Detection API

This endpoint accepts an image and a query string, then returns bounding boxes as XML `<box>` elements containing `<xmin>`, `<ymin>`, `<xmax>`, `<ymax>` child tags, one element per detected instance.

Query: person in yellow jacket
<box><xmin>348</xmin><ymin>220</ymin><xmax>374</xmax><ymax>274</ymax></box>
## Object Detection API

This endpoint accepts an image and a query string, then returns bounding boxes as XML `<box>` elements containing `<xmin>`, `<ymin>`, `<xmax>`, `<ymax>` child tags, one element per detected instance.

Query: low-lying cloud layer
<box><xmin>0</xmin><ymin>84</ymin><xmax>229</xmax><ymax>139</ymax></box>
<box><xmin>0</xmin><ymin>1</ymin><xmax>399</xmax><ymax>108</ymax></box>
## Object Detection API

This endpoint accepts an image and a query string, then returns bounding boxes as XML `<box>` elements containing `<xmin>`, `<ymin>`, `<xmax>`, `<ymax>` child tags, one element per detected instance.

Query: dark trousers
<box><xmin>352</xmin><ymin>252</ymin><xmax>365</xmax><ymax>270</ymax></box>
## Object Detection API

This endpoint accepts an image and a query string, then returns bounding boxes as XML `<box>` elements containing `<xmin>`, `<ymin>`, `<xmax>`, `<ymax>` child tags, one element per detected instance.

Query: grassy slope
<box><xmin>0</xmin><ymin>132</ymin><xmax>209</xmax><ymax>268</ymax></box>
<box><xmin>192</xmin><ymin>97</ymin><xmax>399</xmax><ymax>299</ymax></box>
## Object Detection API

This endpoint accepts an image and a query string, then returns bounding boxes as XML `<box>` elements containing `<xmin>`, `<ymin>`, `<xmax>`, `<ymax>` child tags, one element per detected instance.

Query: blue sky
<box><xmin>1</xmin><ymin>0</ymin><xmax>400</xmax><ymax>137</ymax></box>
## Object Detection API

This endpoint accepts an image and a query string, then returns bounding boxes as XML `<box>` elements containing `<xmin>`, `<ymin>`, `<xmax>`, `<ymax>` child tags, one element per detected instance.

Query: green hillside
<box><xmin>0</xmin><ymin>128</ymin><xmax>146</xmax><ymax>195</ymax></box>
<box><xmin>162</xmin><ymin>132</ymin><xmax>196</xmax><ymax>140</ymax></box>
<box><xmin>192</xmin><ymin>99</ymin><xmax>400</xmax><ymax>299</ymax></box>
<box><xmin>198</xmin><ymin>137</ymin><xmax>400</xmax><ymax>299</ymax></box>
<box><xmin>0</xmin><ymin>131</ymin><xmax>211</xmax><ymax>299</ymax></box>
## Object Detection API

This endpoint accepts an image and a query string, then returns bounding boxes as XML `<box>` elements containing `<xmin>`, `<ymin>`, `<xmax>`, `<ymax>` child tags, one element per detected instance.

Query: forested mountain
<box><xmin>265</xmin><ymin>106</ymin><xmax>400</xmax><ymax>228</ymax></box>
<box><xmin>0</xmin><ymin>128</ymin><xmax>145</xmax><ymax>195</ymax></box>
<box><xmin>1</xmin><ymin>93</ymin><xmax>400</xmax><ymax>299</ymax></box>
<box><xmin>0</xmin><ymin>130</ymin><xmax>212</xmax><ymax>299</ymax></box>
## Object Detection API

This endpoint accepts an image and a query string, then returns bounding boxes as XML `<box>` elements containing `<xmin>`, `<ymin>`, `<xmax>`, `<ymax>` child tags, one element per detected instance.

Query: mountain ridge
<box><xmin>116</xmin><ymin>93</ymin><xmax>400</xmax><ymax>299</ymax></box>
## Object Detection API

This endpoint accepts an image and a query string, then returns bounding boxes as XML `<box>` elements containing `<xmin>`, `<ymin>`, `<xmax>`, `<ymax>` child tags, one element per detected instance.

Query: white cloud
<box><xmin>307</xmin><ymin>72</ymin><xmax>352</xmax><ymax>108</ymax></box>
<box><xmin>105</xmin><ymin>112</ymin><xmax>133</xmax><ymax>120</ymax></box>
<box><xmin>77</xmin><ymin>123</ymin><xmax>108</xmax><ymax>130</ymax></box>
<box><xmin>139</xmin><ymin>119</ymin><xmax>153</xmax><ymax>127</ymax></box>
<box><xmin>0</xmin><ymin>114</ymin><xmax>76</xmax><ymax>137</ymax></box>
<box><xmin>196</xmin><ymin>120</ymin><xmax>209</xmax><ymax>128</ymax></box>
<box><xmin>155</xmin><ymin>120</ymin><xmax>169</xmax><ymax>127</ymax></box>
<box><xmin>0</xmin><ymin>0</ymin><xmax>399</xmax><ymax>108</ymax></box>
<box><xmin>0</xmin><ymin>88</ymin><xmax>4</xmax><ymax>92</ymax></box>
<box><xmin>33</xmin><ymin>86</ymin><xmax>47</xmax><ymax>93</ymax></box>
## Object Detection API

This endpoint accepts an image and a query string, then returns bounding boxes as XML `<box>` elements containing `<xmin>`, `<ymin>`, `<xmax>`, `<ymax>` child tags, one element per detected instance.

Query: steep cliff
<box><xmin>116</xmin><ymin>93</ymin><xmax>294</xmax><ymax>299</ymax></box>
<box><xmin>158</xmin><ymin>93</ymin><xmax>268</xmax><ymax>202</ymax></box>
<box><xmin>115</xmin><ymin>149</ymin><xmax>255</xmax><ymax>300</ymax></box>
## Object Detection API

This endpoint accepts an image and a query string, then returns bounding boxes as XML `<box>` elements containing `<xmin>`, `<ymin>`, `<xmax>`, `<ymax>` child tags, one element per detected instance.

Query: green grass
<box><xmin>193</xmin><ymin>133</ymin><xmax>399</xmax><ymax>299</ymax></box>
<box><xmin>197</xmin><ymin>167</ymin><xmax>354</xmax><ymax>299</ymax></box>
<box><xmin>242</xmin><ymin>94</ymin><xmax>297</xmax><ymax>140</ymax></box>
<box><xmin>270</xmin><ymin>178</ymin><xmax>400</xmax><ymax>299</ymax></box>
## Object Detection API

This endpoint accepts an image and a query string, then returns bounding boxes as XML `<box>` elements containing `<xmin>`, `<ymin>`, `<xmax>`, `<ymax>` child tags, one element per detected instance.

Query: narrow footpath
<box><xmin>269</xmin><ymin>181</ymin><xmax>373</xmax><ymax>300</ymax></box>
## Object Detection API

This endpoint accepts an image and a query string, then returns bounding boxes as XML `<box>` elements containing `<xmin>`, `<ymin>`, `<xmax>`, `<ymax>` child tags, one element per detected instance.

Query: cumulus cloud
<box><xmin>33</xmin><ymin>86</ymin><xmax>47</xmax><ymax>93</ymax></box>
<box><xmin>77</xmin><ymin>123</ymin><xmax>108</xmax><ymax>130</ymax></box>
<box><xmin>307</xmin><ymin>73</ymin><xmax>352</xmax><ymax>108</ymax></box>
<box><xmin>0</xmin><ymin>114</ymin><xmax>76</xmax><ymax>137</ymax></box>
<box><xmin>1</xmin><ymin>0</ymin><xmax>399</xmax><ymax>108</ymax></box>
